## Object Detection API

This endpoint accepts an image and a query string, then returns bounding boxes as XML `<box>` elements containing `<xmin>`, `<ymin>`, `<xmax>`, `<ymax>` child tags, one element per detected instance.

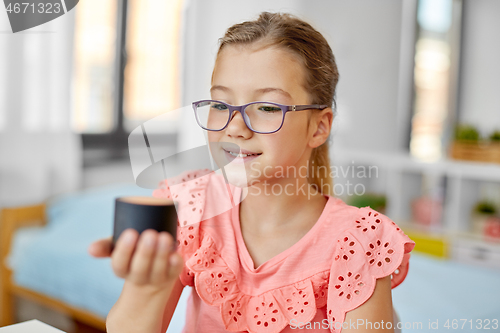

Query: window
<box><xmin>72</xmin><ymin>0</ymin><xmax>182</xmax><ymax>163</ymax></box>
<box><xmin>408</xmin><ymin>0</ymin><xmax>463</xmax><ymax>161</ymax></box>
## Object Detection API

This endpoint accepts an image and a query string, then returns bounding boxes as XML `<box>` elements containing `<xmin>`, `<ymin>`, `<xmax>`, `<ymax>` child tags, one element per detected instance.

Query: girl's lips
<box><xmin>222</xmin><ymin>146</ymin><xmax>260</xmax><ymax>155</ymax></box>
<box><xmin>223</xmin><ymin>149</ymin><xmax>261</xmax><ymax>164</ymax></box>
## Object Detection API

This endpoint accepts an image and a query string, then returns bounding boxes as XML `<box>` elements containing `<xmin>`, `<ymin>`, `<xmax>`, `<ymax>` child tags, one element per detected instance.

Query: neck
<box><xmin>239</xmin><ymin>176</ymin><xmax>327</xmax><ymax>235</ymax></box>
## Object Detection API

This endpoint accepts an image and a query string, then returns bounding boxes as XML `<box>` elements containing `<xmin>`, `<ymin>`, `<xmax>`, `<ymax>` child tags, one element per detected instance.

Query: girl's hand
<box><xmin>88</xmin><ymin>228</ymin><xmax>184</xmax><ymax>292</ymax></box>
<box><xmin>88</xmin><ymin>235</ymin><xmax>114</xmax><ymax>257</ymax></box>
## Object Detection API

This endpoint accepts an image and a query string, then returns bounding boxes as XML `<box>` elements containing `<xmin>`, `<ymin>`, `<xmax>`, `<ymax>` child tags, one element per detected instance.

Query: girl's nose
<box><xmin>225</xmin><ymin>110</ymin><xmax>252</xmax><ymax>138</ymax></box>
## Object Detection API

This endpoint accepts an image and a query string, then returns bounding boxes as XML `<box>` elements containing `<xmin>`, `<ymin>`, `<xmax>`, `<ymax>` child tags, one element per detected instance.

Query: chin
<box><xmin>221</xmin><ymin>162</ymin><xmax>251</xmax><ymax>188</ymax></box>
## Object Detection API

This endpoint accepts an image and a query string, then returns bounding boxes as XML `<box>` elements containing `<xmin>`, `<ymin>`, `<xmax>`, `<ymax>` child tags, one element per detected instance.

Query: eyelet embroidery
<box><xmin>187</xmin><ymin>227</ymin><xmax>412</xmax><ymax>333</ymax></box>
<box><xmin>326</xmin><ymin>207</ymin><xmax>415</xmax><ymax>332</ymax></box>
<box><xmin>153</xmin><ymin>169</ymin><xmax>212</xmax><ymax>286</ymax></box>
<box><xmin>156</xmin><ymin>174</ymin><xmax>415</xmax><ymax>333</ymax></box>
<box><xmin>180</xmin><ymin>205</ymin><xmax>412</xmax><ymax>333</ymax></box>
<box><xmin>310</xmin><ymin>271</ymin><xmax>330</xmax><ymax>308</ymax></box>
<box><xmin>333</xmin><ymin>271</ymin><xmax>365</xmax><ymax>301</ymax></box>
<box><xmin>365</xmin><ymin>239</ymin><xmax>395</xmax><ymax>267</ymax></box>
<box><xmin>186</xmin><ymin>235</ymin><xmax>322</xmax><ymax>333</ymax></box>
<box><xmin>154</xmin><ymin>168</ymin><xmax>211</xmax><ymax>228</ymax></box>
<box><xmin>355</xmin><ymin>209</ymin><xmax>382</xmax><ymax>232</ymax></box>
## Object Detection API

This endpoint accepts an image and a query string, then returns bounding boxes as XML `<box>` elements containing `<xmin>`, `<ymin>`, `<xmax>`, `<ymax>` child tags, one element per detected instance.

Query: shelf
<box><xmin>399</xmin><ymin>223</ymin><xmax>500</xmax><ymax>269</ymax></box>
<box><xmin>399</xmin><ymin>224</ymin><xmax>448</xmax><ymax>258</ymax></box>
<box><xmin>333</xmin><ymin>149</ymin><xmax>500</xmax><ymax>181</ymax></box>
<box><xmin>450</xmin><ymin>234</ymin><xmax>500</xmax><ymax>270</ymax></box>
<box><xmin>332</xmin><ymin>149</ymin><xmax>500</xmax><ymax>269</ymax></box>
<box><xmin>398</xmin><ymin>219</ymin><xmax>444</xmax><ymax>233</ymax></box>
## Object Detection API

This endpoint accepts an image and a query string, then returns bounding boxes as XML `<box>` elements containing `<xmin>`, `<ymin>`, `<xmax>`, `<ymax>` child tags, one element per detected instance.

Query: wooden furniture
<box><xmin>450</xmin><ymin>141</ymin><xmax>500</xmax><ymax>164</ymax></box>
<box><xmin>0</xmin><ymin>205</ymin><xmax>106</xmax><ymax>332</ymax></box>
<box><xmin>334</xmin><ymin>148</ymin><xmax>500</xmax><ymax>269</ymax></box>
<box><xmin>0</xmin><ymin>319</ymin><xmax>67</xmax><ymax>332</ymax></box>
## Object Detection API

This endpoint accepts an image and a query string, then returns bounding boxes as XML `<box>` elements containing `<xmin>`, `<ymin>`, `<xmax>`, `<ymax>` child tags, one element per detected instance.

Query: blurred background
<box><xmin>0</xmin><ymin>0</ymin><xmax>499</xmax><ymax>332</ymax></box>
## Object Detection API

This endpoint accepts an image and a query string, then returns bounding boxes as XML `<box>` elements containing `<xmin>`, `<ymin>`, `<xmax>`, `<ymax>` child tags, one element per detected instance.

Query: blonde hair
<box><xmin>215</xmin><ymin>12</ymin><xmax>339</xmax><ymax>195</ymax></box>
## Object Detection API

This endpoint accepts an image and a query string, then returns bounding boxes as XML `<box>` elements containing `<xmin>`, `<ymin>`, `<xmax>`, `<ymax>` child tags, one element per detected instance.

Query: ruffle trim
<box><xmin>152</xmin><ymin>168</ymin><xmax>212</xmax><ymax>228</ymax></box>
<box><xmin>325</xmin><ymin>207</ymin><xmax>415</xmax><ymax>332</ymax></box>
<box><xmin>154</xmin><ymin>170</ymin><xmax>415</xmax><ymax>333</ymax></box>
<box><xmin>152</xmin><ymin>168</ymin><xmax>213</xmax><ymax>286</ymax></box>
<box><xmin>186</xmin><ymin>233</ymin><xmax>331</xmax><ymax>333</ymax></box>
<box><xmin>181</xmin><ymin>206</ymin><xmax>414</xmax><ymax>333</ymax></box>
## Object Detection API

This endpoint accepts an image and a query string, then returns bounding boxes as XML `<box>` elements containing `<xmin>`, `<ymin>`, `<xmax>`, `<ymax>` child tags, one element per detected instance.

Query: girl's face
<box><xmin>208</xmin><ymin>43</ymin><xmax>330</xmax><ymax>188</ymax></box>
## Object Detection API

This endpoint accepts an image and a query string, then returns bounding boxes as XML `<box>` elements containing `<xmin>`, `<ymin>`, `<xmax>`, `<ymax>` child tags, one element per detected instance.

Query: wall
<box><xmin>0</xmin><ymin>8</ymin><xmax>82</xmax><ymax>208</ymax></box>
<box><xmin>177</xmin><ymin>0</ymin><xmax>406</xmax><ymax>155</ymax></box>
<box><xmin>458</xmin><ymin>0</ymin><xmax>500</xmax><ymax>135</ymax></box>
<box><xmin>178</xmin><ymin>0</ymin><xmax>303</xmax><ymax>152</ymax></box>
<box><xmin>82</xmin><ymin>161</ymin><xmax>135</xmax><ymax>189</ymax></box>
<box><xmin>300</xmin><ymin>0</ymin><xmax>405</xmax><ymax>154</ymax></box>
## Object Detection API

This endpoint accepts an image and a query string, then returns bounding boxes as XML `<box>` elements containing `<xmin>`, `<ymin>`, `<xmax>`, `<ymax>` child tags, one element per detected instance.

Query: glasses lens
<box><xmin>195</xmin><ymin>101</ymin><xmax>230</xmax><ymax>130</ymax></box>
<box><xmin>244</xmin><ymin>103</ymin><xmax>284</xmax><ymax>133</ymax></box>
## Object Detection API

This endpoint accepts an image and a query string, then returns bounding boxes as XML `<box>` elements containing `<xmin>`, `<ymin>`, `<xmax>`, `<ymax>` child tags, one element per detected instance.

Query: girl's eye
<box><xmin>258</xmin><ymin>105</ymin><xmax>282</xmax><ymax>113</ymax></box>
<box><xmin>211</xmin><ymin>103</ymin><xmax>228</xmax><ymax>111</ymax></box>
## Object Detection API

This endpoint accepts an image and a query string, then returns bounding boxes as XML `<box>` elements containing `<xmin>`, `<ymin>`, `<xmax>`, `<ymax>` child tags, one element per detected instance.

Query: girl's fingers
<box><xmin>149</xmin><ymin>232</ymin><xmax>174</xmax><ymax>284</ymax></box>
<box><xmin>167</xmin><ymin>252</ymin><xmax>184</xmax><ymax>279</ymax></box>
<box><xmin>88</xmin><ymin>236</ymin><xmax>113</xmax><ymax>257</ymax></box>
<box><xmin>111</xmin><ymin>229</ymin><xmax>139</xmax><ymax>278</ymax></box>
<box><xmin>128</xmin><ymin>229</ymin><xmax>158</xmax><ymax>285</ymax></box>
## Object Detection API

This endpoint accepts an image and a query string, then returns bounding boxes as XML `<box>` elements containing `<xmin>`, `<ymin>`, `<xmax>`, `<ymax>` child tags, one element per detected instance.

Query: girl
<box><xmin>89</xmin><ymin>12</ymin><xmax>414</xmax><ymax>333</ymax></box>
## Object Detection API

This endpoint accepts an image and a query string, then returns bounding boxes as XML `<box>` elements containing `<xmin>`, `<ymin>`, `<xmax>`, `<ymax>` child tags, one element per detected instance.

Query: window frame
<box><xmin>80</xmin><ymin>0</ymin><xmax>177</xmax><ymax>166</ymax></box>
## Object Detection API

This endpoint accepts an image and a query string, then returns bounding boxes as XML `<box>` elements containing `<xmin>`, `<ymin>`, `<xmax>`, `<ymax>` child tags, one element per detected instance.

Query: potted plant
<box><xmin>484</xmin><ymin>217</ymin><xmax>500</xmax><ymax>242</ymax></box>
<box><xmin>347</xmin><ymin>193</ymin><xmax>387</xmax><ymax>214</ymax></box>
<box><xmin>471</xmin><ymin>200</ymin><xmax>497</xmax><ymax>235</ymax></box>
<box><xmin>489</xmin><ymin>130</ymin><xmax>500</xmax><ymax>142</ymax></box>
<box><xmin>411</xmin><ymin>196</ymin><xmax>443</xmax><ymax>227</ymax></box>
<box><xmin>450</xmin><ymin>124</ymin><xmax>497</xmax><ymax>163</ymax></box>
<box><xmin>456</xmin><ymin>124</ymin><xmax>481</xmax><ymax>141</ymax></box>
<box><xmin>489</xmin><ymin>130</ymin><xmax>500</xmax><ymax>164</ymax></box>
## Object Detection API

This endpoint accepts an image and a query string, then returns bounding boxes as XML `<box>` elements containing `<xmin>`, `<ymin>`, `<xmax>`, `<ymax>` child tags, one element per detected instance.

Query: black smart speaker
<box><xmin>112</xmin><ymin>196</ymin><xmax>178</xmax><ymax>248</ymax></box>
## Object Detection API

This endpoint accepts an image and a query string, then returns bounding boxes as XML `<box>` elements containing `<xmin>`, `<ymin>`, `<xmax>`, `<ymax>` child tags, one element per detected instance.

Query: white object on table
<box><xmin>0</xmin><ymin>319</ymin><xmax>65</xmax><ymax>333</ymax></box>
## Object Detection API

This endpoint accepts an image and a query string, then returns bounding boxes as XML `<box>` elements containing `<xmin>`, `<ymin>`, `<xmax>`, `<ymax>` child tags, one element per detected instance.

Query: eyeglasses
<box><xmin>192</xmin><ymin>100</ymin><xmax>328</xmax><ymax>134</ymax></box>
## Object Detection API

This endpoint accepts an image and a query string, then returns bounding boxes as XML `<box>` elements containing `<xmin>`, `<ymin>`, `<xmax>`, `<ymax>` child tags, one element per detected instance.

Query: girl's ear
<box><xmin>309</xmin><ymin>108</ymin><xmax>333</xmax><ymax>148</ymax></box>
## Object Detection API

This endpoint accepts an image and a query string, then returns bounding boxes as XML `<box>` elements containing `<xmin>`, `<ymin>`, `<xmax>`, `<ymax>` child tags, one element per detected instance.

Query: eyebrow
<box><xmin>210</xmin><ymin>85</ymin><xmax>231</xmax><ymax>94</ymax></box>
<box><xmin>256</xmin><ymin>87</ymin><xmax>292</xmax><ymax>99</ymax></box>
<box><xmin>210</xmin><ymin>85</ymin><xmax>292</xmax><ymax>99</ymax></box>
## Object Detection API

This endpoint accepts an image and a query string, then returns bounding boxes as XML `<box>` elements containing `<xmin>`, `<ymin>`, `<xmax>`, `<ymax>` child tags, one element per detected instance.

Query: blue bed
<box><xmin>5</xmin><ymin>183</ymin><xmax>189</xmax><ymax>332</ymax></box>
<box><xmin>6</xmin><ymin>183</ymin><xmax>500</xmax><ymax>332</ymax></box>
<box><xmin>392</xmin><ymin>252</ymin><xmax>500</xmax><ymax>332</ymax></box>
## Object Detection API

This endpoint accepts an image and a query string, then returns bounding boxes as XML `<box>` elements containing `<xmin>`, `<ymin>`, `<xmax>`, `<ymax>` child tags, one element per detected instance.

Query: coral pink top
<box><xmin>153</xmin><ymin>169</ymin><xmax>415</xmax><ymax>333</ymax></box>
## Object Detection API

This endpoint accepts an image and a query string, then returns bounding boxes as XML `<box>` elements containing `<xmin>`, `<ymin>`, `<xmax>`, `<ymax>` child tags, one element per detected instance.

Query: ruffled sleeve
<box><xmin>326</xmin><ymin>207</ymin><xmax>415</xmax><ymax>332</ymax></box>
<box><xmin>180</xmin><ymin>202</ymin><xmax>415</xmax><ymax>333</ymax></box>
<box><xmin>185</xmin><ymin>234</ymin><xmax>321</xmax><ymax>333</ymax></box>
<box><xmin>152</xmin><ymin>168</ymin><xmax>212</xmax><ymax>286</ymax></box>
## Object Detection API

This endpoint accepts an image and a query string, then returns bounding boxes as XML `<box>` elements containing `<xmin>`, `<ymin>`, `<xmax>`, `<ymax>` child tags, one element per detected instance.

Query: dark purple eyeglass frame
<box><xmin>192</xmin><ymin>99</ymin><xmax>328</xmax><ymax>134</ymax></box>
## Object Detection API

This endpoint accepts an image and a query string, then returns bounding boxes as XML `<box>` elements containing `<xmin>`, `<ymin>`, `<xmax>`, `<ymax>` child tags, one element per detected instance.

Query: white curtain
<box><xmin>0</xmin><ymin>10</ymin><xmax>82</xmax><ymax>208</ymax></box>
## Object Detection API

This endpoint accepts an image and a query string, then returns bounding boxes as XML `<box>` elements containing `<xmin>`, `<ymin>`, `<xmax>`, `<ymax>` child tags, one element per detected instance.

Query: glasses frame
<box><xmin>192</xmin><ymin>99</ymin><xmax>328</xmax><ymax>134</ymax></box>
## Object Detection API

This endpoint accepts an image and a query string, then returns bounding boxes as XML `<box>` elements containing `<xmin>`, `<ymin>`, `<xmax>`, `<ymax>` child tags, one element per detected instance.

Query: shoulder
<box><xmin>328</xmin><ymin>203</ymin><xmax>415</xmax><ymax>278</ymax></box>
<box><xmin>350</xmin><ymin>206</ymin><xmax>415</xmax><ymax>262</ymax></box>
<box><xmin>324</xmin><ymin>202</ymin><xmax>415</xmax><ymax>332</ymax></box>
<box><xmin>324</xmin><ymin>198</ymin><xmax>415</xmax><ymax>259</ymax></box>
